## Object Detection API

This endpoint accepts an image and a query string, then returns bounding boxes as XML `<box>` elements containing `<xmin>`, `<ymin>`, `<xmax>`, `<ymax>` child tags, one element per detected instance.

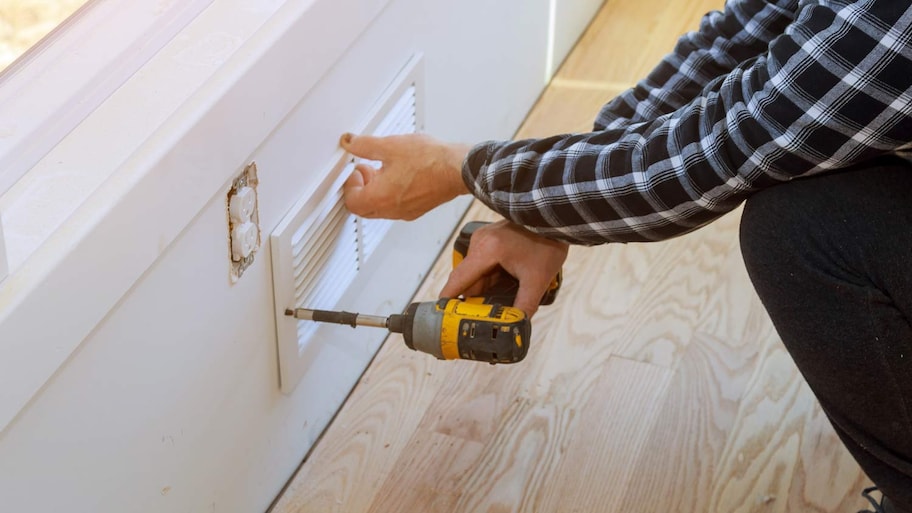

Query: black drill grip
<box><xmin>309</xmin><ymin>309</ymin><xmax>359</xmax><ymax>328</ymax></box>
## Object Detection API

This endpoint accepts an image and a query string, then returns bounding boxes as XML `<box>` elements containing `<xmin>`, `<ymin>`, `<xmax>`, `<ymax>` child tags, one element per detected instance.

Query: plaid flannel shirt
<box><xmin>462</xmin><ymin>0</ymin><xmax>912</xmax><ymax>245</ymax></box>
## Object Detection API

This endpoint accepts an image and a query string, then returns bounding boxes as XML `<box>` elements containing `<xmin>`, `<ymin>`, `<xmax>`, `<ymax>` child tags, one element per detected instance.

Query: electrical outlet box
<box><xmin>227</xmin><ymin>163</ymin><xmax>261</xmax><ymax>282</ymax></box>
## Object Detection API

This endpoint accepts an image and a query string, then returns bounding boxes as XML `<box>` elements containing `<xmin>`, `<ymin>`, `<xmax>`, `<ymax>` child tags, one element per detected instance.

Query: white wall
<box><xmin>0</xmin><ymin>212</ymin><xmax>6</xmax><ymax>284</ymax></box>
<box><xmin>0</xmin><ymin>1</ymin><xmax>602</xmax><ymax>512</ymax></box>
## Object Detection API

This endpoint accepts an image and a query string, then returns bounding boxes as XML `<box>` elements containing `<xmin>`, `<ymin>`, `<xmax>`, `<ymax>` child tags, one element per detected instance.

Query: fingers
<box><xmin>343</xmin><ymin>165</ymin><xmax>365</xmax><ymax>188</ymax></box>
<box><xmin>340</xmin><ymin>133</ymin><xmax>385</xmax><ymax>161</ymax></box>
<box><xmin>340</xmin><ymin>133</ymin><xmax>394</xmax><ymax>217</ymax></box>
<box><xmin>462</xmin><ymin>277</ymin><xmax>490</xmax><ymax>298</ymax></box>
<box><xmin>444</xmin><ymin>221</ymin><xmax>568</xmax><ymax>319</ymax></box>
<box><xmin>440</xmin><ymin>253</ymin><xmax>497</xmax><ymax>299</ymax></box>
<box><xmin>343</xmin><ymin>164</ymin><xmax>380</xmax><ymax>217</ymax></box>
<box><xmin>513</xmin><ymin>278</ymin><xmax>546</xmax><ymax>319</ymax></box>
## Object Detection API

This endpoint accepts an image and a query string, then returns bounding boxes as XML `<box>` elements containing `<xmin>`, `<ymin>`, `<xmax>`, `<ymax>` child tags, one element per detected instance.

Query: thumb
<box><xmin>340</xmin><ymin>133</ymin><xmax>385</xmax><ymax>161</ymax></box>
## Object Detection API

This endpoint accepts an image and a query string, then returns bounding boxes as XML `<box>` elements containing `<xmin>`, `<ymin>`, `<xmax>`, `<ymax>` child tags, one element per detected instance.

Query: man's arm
<box><xmin>340</xmin><ymin>0</ymin><xmax>800</xmax><ymax>225</ymax></box>
<box><xmin>464</xmin><ymin>0</ymin><xmax>912</xmax><ymax>245</ymax></box>
<box><xmin>596</xmin><ymin>0</ymin><xmax>799</xmax><ymax>130</ymax></box>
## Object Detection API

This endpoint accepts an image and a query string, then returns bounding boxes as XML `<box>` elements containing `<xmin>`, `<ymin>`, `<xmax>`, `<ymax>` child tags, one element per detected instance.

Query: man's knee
<box><xmin>741</xmin><ymin>159</ymin><xmax>912</xmax><ymax>281</ymax></box>
<box><xmin>738</xmin><ymin>183</ymin><xmax>806</xmax><ymax>286</ymax></box>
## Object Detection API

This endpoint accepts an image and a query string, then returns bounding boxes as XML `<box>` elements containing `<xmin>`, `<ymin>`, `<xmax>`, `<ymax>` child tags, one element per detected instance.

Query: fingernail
<box><xmin>340</xmin><ymin>133</ymin><xmax>353</xmax><ymax>146</ymax></box>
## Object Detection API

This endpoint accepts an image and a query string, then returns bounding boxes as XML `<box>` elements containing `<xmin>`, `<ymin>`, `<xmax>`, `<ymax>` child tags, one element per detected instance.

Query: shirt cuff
<box><xmin>461</xmin><ymin>140</ymin><xmax>496</xmax><ymax>202</ymax></box>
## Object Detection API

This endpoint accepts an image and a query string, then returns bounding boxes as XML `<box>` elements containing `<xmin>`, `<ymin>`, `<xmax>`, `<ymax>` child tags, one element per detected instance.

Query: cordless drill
<box><xmin>285</xmin><ymin>221</ymin><xmax>562</xmax><ymax>364</ymax></box>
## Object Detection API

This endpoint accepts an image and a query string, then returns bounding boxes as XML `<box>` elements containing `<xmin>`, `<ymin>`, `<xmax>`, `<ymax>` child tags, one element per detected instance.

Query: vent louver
<box><xmin>290</xmin><ymin>196</ymin><xmax>358</xmax><ymax>344</ymax></box>
<box><xmin>357</xmin><ymin>84</ymin><xmax>418</xmax><ymax>263</ymax></box>
<box><xmin>271</xmin><ymin>55</ymin><xmax>424</xmax><ymax>392</ymax></box>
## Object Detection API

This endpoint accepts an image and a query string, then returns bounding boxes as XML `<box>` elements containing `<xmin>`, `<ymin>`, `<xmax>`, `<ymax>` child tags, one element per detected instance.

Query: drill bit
<box><xmin>285</xmin><ymin>308</ymin><xmax>393</xmax><ymax>329</ymax></box>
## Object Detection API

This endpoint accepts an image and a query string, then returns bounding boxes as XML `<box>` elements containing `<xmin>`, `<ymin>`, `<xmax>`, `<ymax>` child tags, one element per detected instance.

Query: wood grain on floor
<box><xmin>272</xmin><ymin>0</ymin><xmax>872</xmax><ymax>511</ymax></box>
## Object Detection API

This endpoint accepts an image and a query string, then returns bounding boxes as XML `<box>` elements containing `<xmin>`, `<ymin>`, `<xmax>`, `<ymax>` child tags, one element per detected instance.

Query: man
<box><xmin>340</xmin><ymin>0</ymin><xmax>912</xmax><ymax>510</ymax></box>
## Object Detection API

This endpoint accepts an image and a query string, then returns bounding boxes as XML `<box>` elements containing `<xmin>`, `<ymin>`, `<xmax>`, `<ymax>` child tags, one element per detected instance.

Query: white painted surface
<box><xmin>0</xmin><ymin>0</ymin><xmax>337</xmax><ymax>273</ymax></box>
<box><xmin>0</xmin><ymin>213</ymin><xmax>6</xmax><ymax>284</ymax></box>
<box><xmin>0</xmin><ymin>0</ymin><xmax>395</xmax><ymax>433</ymax></box>
<box><xmin>0</xmin><ymin>1</ymin><xmax>605</xmax><ymax>512</ymax></box>
<box><xmin>0</xmin><ymin>0</ymin><xmax>214</xmax><ymax>196</ymax></box>
<box><xmin>551</xmin><ymin>0</ymin><xmax>606</xmax><ymax>76</ymax></box>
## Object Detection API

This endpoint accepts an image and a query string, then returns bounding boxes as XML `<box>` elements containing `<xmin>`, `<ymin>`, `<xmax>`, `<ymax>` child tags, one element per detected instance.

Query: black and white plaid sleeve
<box><xmin>462</xmin><ymin>0</ymin><xmax>912</xmax><ymax>245</ymax></box>
<box><xmin>596</xmin><ymin>0</ymin><xmax>797</xmax><ymax>130</ymax></box>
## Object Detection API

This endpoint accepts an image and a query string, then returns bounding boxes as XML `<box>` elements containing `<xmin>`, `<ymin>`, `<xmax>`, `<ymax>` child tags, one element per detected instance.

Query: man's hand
<box><xmin>440</xmin><ymin>220</ymin><xmax>569</xmax><ymax>318</ymax></box>
<box><xmin>341</xmin><ymin>133</ymin><xmax>471</xmax><ymax>220</ymax></box>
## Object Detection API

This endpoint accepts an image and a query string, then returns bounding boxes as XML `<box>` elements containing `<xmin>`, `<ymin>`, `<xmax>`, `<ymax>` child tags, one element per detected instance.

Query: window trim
<box><xmin>0</xmin><ymin>0</ymin><xmax>214</xmax><ymax>197</ymax></box>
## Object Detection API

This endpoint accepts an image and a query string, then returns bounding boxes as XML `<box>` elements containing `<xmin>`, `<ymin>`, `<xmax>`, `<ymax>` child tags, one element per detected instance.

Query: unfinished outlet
<box><xmin>228</xmin><ymin>162</ymin><xmax>261</xmax><ymax>282</ymax></box>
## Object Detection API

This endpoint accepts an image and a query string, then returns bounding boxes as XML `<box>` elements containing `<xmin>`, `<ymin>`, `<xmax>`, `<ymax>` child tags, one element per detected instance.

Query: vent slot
<box><xmin>357</xmin><ymin>84</ymin><xmax>419</xmax><ymax>263</ymax></box>
<box><xmin>291</xmin><ymin>198</ymin><xmax>358</xmax><ymax>344</ymax></box>
<box><xmin>271</xmin><ymin>55</ymin><xmax>425</xmax><ymax>393</ymax></box>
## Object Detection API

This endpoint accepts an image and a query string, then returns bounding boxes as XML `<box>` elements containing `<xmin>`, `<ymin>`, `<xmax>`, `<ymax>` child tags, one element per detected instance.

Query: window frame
<box><xmin>0</xmin><ymin>0</ymin><xmax>215</xmax><ymax>197</ymax></box>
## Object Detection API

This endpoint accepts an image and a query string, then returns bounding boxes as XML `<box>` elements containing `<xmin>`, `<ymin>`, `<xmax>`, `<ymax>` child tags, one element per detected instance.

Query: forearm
<box><xmin>464</xmin><ymin>1</ymin><xmax>912</xmax><ymax>246</ymax></box>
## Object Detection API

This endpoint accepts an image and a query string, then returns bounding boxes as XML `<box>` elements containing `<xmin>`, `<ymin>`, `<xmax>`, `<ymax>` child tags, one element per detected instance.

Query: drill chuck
<box><xmin>399</xmin><ymin>301</ymin><xmax>444</xmax><ymax>359</ymax></box>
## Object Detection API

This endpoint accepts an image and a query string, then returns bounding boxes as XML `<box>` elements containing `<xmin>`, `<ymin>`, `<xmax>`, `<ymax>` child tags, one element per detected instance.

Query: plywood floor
<box><xmin>272</xmin><ymin>1</ymin><xmax>873</xmax><ymax>512</ymax></box>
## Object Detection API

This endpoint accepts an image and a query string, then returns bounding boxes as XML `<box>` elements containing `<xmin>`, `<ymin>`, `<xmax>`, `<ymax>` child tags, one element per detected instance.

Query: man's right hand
<box><xmin>341</xmin><ymin>133</ymin><xmax>471</xmax><ymax>221</ymax></box>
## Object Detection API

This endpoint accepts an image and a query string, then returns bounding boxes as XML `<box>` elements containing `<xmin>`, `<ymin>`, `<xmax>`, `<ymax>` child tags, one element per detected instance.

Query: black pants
<box><xmin>740</xmin><ymin>156</ymin><xmax>912</xmax><ymax>511</ymax></box>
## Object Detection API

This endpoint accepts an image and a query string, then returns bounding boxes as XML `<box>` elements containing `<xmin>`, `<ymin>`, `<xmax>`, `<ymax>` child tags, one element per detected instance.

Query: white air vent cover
<box><xmin>291</xmin><ymin>196</ymin><xmax>358</xmax><ymax>344</ymax></box>
<box><xmin>358</xmin><ymin>83</ymin><xmax>420</xmax><ymax>263</ymax></box>
<box><xmin>271</xmin><ymin>55</ymin><xmax>424</xmax><ymax>392</ymax></box>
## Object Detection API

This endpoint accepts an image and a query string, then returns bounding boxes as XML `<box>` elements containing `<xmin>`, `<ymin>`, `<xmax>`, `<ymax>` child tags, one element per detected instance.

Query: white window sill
<box><xmin>0</xmin><ymin>0</ymin><xmax>215</xmax><ymax>198</ymax></box>
<box><xmin>0</xmin><ymin>0</ymin><xmax>274</xmax><ymax>273</ymax></box>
